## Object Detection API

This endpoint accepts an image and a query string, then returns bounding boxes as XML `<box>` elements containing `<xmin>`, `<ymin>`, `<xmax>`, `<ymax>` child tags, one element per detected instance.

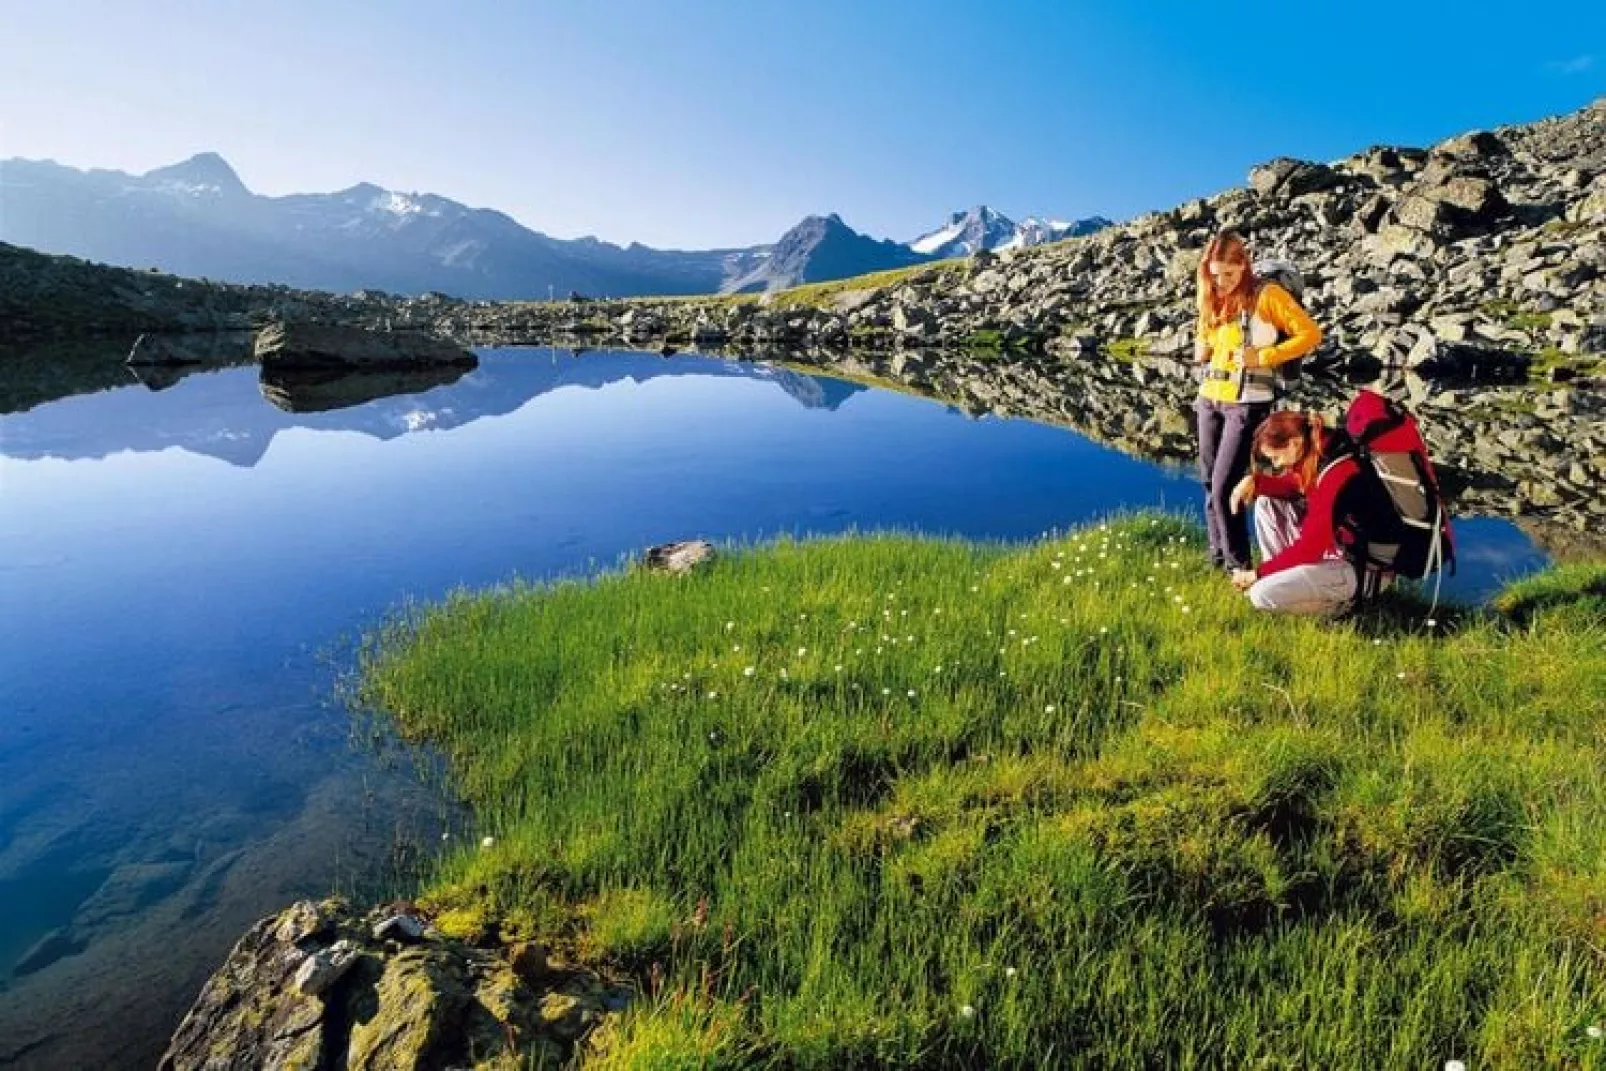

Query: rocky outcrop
<box><xmin>160</xmin><ymin>898</ymin><xmax>631</xmax><ymax>1071</ymax></box>
<box><xmin>253</xmin><ymin>321</ymin><xmax>476</xmax><ymax>369</ymax></box>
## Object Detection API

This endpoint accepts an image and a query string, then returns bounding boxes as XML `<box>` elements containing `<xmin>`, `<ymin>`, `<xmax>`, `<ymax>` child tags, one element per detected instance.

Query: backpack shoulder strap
<box><xmin>1240</xmin><ymin>280</ymin><xmax>1266</xmax><ymax>329</ymax></box>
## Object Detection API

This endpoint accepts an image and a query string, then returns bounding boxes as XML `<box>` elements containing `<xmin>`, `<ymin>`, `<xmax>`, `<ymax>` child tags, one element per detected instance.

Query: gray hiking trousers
<box><xmin>1195</xmin><ymin>398</ymin><xmax>1272</xmax><ymax>570</ymax></box>
<box><xmin>1245</xmin><ymin>498</ymin><xmax>1359</xmax><ymax>616</ymax></box>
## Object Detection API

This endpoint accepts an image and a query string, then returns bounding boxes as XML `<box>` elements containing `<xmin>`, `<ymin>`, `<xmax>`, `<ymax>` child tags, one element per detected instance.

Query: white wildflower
<box><xmin>481</xmin><ymin>836</ymin><xmax>495</xmax><ymax>849</ymax></box>
<box><xmin>1045</xmin><ymin>704</ymin><xmax>1056</xmax><ymax>714</ymax></box>
<box><xmin>959</xmin><ymin>1004</ymin><xmax>976</xmax><ymax>1019</ymax></box>
<box><xmin>743</xmin><ymin>666</ymin><xmax>755</xmax><ymax>677</ymax></box>
<box><xmin>796</xmin><ymin>646</ymin><xmax>807</xmax><ymax>657</ymax></box>
<box><xmin>1587</xmin><ymin>1025</ymin><xmax>1603</xmax><ymax>1039</ymax></box>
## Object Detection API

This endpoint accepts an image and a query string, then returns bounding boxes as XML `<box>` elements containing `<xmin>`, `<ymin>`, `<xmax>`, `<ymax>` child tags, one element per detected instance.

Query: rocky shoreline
<box><xmin>3</xmin><ymin>102</ymin><xmax>1601</xmax><ymax>538</ymax></box>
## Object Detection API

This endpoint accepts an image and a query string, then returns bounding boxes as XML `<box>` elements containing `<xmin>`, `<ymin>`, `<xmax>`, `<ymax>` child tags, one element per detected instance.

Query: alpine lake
<box><xmin>0</xmin><ymin>344</ymin><xmax>1560</xmax><ymax>1068</ymax></box>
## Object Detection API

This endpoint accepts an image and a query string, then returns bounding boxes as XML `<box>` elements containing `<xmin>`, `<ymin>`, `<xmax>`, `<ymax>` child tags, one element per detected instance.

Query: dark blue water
<box><xmin>0</xmin><ymin>348</ymin><xmax>1549</xmax><ymax>1066</ymax></box>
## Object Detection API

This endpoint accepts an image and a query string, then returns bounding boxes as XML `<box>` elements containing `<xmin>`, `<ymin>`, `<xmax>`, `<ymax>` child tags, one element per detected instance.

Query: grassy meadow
<box><xmin>358</xmin><ymin>516</ymin><xmax>1606</xmax><ymax>1068</ymax></box>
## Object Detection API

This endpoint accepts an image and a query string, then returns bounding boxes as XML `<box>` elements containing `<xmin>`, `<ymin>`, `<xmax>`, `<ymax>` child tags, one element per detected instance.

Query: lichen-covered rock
<box><xmin>346</xmin><ymin>950</ymin><xmax>466</xmax><ymax>1070</ymax></box>
<box><xmin>161</xmin><ymin>899</ymin><xmax>632</xmax><ymax>1071</ymax></box>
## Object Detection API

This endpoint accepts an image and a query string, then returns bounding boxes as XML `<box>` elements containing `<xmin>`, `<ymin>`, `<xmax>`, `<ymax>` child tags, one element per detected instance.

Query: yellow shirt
<box><xmin>1197</xmin><ymin>282</ymin><xmax>1322</xmax><ymax>403</ymax></box>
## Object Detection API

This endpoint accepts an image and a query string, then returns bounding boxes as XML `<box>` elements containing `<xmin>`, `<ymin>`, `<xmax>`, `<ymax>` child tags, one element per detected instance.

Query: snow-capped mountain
<box><xmin>909</xmin><ymin>206</ymin><xmax>1111</xmax><ymax>258</ymax></box>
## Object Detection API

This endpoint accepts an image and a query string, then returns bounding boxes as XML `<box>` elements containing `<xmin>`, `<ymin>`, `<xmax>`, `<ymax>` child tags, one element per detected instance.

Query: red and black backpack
<box><xmin>1323</xmin><ymin>389</ymin><xmax>1456</xmax><ymax>596</ymax></box>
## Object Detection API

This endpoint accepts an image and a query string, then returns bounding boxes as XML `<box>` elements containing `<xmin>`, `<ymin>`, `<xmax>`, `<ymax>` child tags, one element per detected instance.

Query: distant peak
<box><xmin>144</xmin><ymin>152</ymin><xmax>248</xmax><ymax>194</ymax></box>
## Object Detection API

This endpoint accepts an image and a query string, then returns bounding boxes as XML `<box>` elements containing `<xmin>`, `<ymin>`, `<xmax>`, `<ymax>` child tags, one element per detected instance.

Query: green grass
<box><xmin>769</xmin><ymin>261</ymin><xmax>964</xmax><ymax>310</ymax></box>
<box><xmin>1105</xmin><ymin>337</ymin><xmax>1146</xmax><ymax>362</ymax></box>
<box><xmin>1530</xmin><ymin>347</ymin><xmax>1602</xmax><ymax>384</ymax></box>
<box><xmin>1480</xmin><ymin>299</ymin><xmax>1554</xmax><ymax>334</ymax></box>
<box><xmin>358</xmin><ymin>518</ymin><xmax>1606</xmax><ymax>1067</ymax></box>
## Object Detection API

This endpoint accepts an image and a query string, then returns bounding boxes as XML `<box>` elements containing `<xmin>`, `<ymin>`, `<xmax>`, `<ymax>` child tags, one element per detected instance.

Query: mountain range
<box><xmin>0</xmin><ymin>153</ymin><xmax>1106</xmax><ymax>300</ymax></box>
<box><xmin>908</xmin><ymin>205</ymin><xmax>1110</xmax><ymax>258</ymax></box>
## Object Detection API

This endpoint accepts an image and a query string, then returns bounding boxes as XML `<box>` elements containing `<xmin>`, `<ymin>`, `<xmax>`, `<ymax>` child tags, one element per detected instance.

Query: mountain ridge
<box><xmin>0</xmin><ymin>153</ymin><xmax>1104</xmax><ymax>300</ymax></box>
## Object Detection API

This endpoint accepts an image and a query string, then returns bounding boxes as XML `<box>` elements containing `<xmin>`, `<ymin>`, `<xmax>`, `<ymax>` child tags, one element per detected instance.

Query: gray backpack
<box><xmin>1243</xmin><ymin>258</ymin><xmax>1307</xmax><ymax>385</ymax></box>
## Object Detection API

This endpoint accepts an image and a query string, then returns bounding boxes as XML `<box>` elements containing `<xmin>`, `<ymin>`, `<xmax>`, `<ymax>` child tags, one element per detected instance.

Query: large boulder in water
<box><xmin>254</xmin><ymin>322</ymin><xmax>475</xmax><ymax>369</ymax></box>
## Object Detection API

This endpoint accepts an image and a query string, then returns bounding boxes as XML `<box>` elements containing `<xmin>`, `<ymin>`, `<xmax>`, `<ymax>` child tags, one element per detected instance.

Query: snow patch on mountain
<box><xmin>910</xmin><ymin>206</ymin><xmax>1111</xmax><ymax>257</ymax></box>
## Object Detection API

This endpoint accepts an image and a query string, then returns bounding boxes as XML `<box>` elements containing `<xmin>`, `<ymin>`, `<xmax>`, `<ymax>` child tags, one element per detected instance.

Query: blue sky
<box><xmin>1</xmin><ymin>0</ymin><xmax>1600</xmax><ymax>248</ymax></box>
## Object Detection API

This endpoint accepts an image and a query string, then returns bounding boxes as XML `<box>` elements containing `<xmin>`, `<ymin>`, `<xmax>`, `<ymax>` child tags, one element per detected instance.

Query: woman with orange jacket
<box><xmin>1193</xmin><ymin>230</ymin><xmax>1322</xmax><ymax>571</ymax></box>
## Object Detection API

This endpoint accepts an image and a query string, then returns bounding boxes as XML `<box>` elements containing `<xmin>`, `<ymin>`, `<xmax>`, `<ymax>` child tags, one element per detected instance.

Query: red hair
<box><xmin>1253</xmin><ymin>411</ymin><xmax>1327</xmax><ymax>493</ymax></box>
<box><xmin>1196</xmin><ymin>230</ymin><xmax>1259</xmax><ymax>331</ymax></box>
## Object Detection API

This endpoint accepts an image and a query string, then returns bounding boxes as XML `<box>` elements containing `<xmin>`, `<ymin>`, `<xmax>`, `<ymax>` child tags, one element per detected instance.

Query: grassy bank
<box><xmin>359</xmin><ymin>518</ymin><xmax>1606</xmax><ymax>1067</ymax></box>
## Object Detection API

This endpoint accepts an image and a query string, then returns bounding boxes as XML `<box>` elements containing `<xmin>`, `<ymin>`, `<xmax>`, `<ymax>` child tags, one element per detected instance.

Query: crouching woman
<box><xmin>1226</xmin><ymin>411</ymin><xmax>1392</xmax><ymax>616</ymax></box>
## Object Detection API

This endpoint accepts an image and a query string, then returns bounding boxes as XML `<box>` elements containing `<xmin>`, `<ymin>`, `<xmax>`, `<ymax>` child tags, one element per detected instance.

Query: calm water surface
<box><xmin>0</xmin><ymin>348</ymin><xmax>1549</xmax><ymax>1067</ymax></box>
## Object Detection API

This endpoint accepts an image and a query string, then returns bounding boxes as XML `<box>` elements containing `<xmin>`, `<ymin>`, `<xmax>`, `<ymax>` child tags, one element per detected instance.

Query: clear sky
<box><xmin>1</xmin><ymin>0</ymin><xmax>1601</xmax><ymax>249</ymax></box>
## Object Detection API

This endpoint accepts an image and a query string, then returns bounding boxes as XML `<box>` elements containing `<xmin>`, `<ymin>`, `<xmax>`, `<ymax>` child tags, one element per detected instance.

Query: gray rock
<box><xmin>1436</xmin><ymin>130</ymin><xmax>1509</xmax><ymax>161</ymax></box>
<box><xmin>254</xmin><ymin>322</ymin><xmax>474</xmax><ymax>369</ymax></box>
<box><xmin>642</xmin><ymin>540</ymin><xmax>715</xmax><ymax>574</ymax></box>
<box><xmin>1249</xmin><ymin>158</ymin><xmax>1343</xmax><ymax>198</ymax></box>
<box><xmin>372</xmin><ymin>913</ymin><xmax>427</xmax><ymax>943</ymax></box>
<box><xmin>293</xmin><ymin>940</ymin><xmax>362</xmax><ymax>997</ymax></box>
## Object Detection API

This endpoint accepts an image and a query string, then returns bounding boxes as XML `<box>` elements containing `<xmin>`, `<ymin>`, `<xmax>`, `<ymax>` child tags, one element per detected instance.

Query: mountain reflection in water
<box><xmin>1</xmin><ymin>348</ymin><xmax>868</xmax><ymax>468</ymax></box>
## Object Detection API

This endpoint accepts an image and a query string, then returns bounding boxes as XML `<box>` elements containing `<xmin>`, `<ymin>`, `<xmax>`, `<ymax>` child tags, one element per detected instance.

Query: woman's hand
<box><xmin>1240</xmin><ymin>344</ymin><xmax>1263</xmax><ymax>368</ymax></box>
<box><xmin>1229</xmin><ymin>473</ymin><xmax>1256</xmax><ymax>515</ymax></box>
<box><xmin>1231</xmin><ymin>569</ymin><xmax>1258</xmax><ymax>591</ymax></box>
<box><xmin>1194</xmin><ymin>338</ymin><xmax>1210</xmax><ymax>363</ymax></box>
